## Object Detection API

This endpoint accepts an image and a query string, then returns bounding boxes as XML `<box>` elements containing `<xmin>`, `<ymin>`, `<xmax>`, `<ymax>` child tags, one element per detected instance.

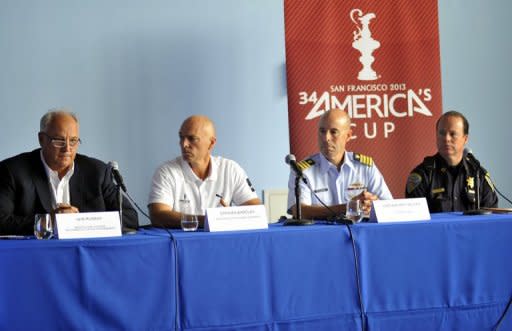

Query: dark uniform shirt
<box><xmin>405</xmin><ymin>153</ymin><xmax>498</xmax><ymax>213</ymax></box>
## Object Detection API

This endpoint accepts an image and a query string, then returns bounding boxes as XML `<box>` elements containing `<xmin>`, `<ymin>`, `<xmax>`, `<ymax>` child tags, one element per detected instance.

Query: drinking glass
<box><xmin>34</xmin><ymin>213</ymin><xmax>54</xmax><ymax>239</ymax></box>
<box><xmin>181</xmin><ymin>214</ymin><xmax>199</xmax><ymax>231</ymax></box>
<box><xmin>180</xmin><ymin>202</ymin><xmax>198</xmax><ymax>232</ymax></box>
<box><xmin>346</xmin><ymin>199</ymin><xmax>363</xmax><ymax>223</ymax></box>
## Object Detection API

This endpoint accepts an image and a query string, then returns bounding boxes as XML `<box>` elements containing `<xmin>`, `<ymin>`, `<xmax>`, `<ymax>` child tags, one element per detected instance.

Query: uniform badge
<box><xmin>347</xmin><ymin>182</ymin><xmax>366</xmax><ymax>191</ymax></box>
<box><xmin>406</xmin><ymin>173</ymin><xmax>422</xmax><ymax>194</ymax></box>
<box><xmin>431</xmin><ymin>187</ymin><xmax>445</xmax><ymax>194</ymax></box>
<box><xmin>466</xmin><ymin>176</ymin><xmax>474</xmax><ymax>190</ymax></box>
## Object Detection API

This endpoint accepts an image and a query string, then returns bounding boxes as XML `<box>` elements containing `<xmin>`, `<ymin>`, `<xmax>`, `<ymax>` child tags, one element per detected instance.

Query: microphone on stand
<box><xmin>106</xmin><ymin>161</ymin><xmax>152</xmax><ymax>229</ymax></box>
<box><xmin>285</xmin><ymin>154</ymin><xmax>304</xmax><ymax>180</ymax></box>
<box><xmin>462</xmin><ymin>148</ymin><xmax>491</xmax><ymax>215</ymax></box>
<box><xmin>108</xmin><ymin>161</ymin><xmax>136</xmax><ymax>233</ymax></box>
<box><xmin>283</xmin><ymin>154</ymin><xmax>314</xmax><ymax>226</ymax></box>
<box><xmin>109</xmin><ymin>161</ymin><xmax>127</xmax><ymax>192</ymax></box>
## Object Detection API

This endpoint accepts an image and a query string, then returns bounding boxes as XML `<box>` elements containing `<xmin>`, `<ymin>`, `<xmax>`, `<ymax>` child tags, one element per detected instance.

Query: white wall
<box><xmin>0</xmin><ymin>1</ymin><xmax>510</xmax><ymax>225</ymax></box>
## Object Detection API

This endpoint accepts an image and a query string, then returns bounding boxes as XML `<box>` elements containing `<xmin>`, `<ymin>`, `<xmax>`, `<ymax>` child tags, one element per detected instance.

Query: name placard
<box><xmin>204</xmin><ymin>205</ymin><xmax>268</xmax><ymax>232</ymax></box>
<box><xmin>54</xmin><ymin>211</ymin><xmax>122</xmax><ymax>239</ymax></box>
<box><xmin>370</xmin><ymin>198</ymin><xmax>430</xmax><ymax>223</ymax></box>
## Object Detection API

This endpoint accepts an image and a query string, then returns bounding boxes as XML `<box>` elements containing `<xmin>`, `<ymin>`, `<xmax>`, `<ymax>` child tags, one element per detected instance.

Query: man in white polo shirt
<box><xmin>148</xmin><ymin>115</ymin><xmax>261</xmax><ymax>228</ymax></box>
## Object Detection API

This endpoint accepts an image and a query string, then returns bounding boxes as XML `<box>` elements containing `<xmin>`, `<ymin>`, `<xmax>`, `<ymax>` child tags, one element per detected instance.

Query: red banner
<box><xmin>285</xmin><ymin>0</ymin><xmax>442</xmax><ymax>197</ymax></box>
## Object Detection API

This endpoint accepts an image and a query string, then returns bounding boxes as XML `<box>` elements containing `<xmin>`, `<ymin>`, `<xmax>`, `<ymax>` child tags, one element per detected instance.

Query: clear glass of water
<box><xmin>181</xmin><ymin>214</ymin><xmax>199</xmax><ymax>231</ymax></box>
<box><xmin>180</xmin><ymin>202</ymin><xmax>198</xmax><ymax>232</ymax></box>
<box><xmin>346</xmin><ymin>199</ymin><xmax>363</xmax><ymax>223</ymax></box>
<box><xmin>34</xmin><ymin>213</ymin><xmax>54</xmax><ymax>239</ymax></box>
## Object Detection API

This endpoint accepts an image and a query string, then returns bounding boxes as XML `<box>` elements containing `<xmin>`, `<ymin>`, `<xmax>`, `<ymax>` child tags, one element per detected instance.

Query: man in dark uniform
<box><xmin>405</xmin><ymin>111</ymin><xmax>498</xmax><ymax>212</ymax></box>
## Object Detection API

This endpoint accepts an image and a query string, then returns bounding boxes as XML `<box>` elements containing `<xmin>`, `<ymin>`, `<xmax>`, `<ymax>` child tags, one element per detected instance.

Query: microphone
<box><xmin>464</xmin><ymin>147</ymin><xmax>482</xmax><ymax>170</ymax></box>
<box><xmin>283</xmin><ymin>154</ymin><xmax>313</xmax><ymax>226</ymax></box>
<box><xmin>109</xmin><ymin>161</ymin><xmax>127</xmax><ymax>193</ymax></box>
<box><xmin>461</xmin><ymin>148</ymin><xmax>490</xmax><ymax>215</ymax></box>
<box><xmin>464</xmin><ymin>148</ymin><xmax>512</xmax><ymax>209</ymax></box>
<box><xmin>285</xmin><ymin>154</ymin><xmax>303</xmax><ymax>178</ymax></box>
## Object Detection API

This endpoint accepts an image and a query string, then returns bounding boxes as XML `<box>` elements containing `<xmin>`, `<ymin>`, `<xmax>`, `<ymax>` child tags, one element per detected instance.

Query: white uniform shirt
<box><xmin>149</xmin><ymin>156</ymin><xmax>258</xmax><ymax>215</ymax></box>
<box><xmin>287</xmin><ymin>152</ymin><xmax>392</xmax><ymax>210</ymax></box>
<box><xmin>40</xmin><ymin>150</ymin><xmax>74</xmax><ymax>209</ymax></box>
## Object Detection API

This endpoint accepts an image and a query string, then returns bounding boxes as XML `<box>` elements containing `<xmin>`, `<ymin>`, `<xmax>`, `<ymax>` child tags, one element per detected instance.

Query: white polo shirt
<box><xmin>149</xmin><ymin>156</ymin><xmax>258</xmax><ymax>215</ymax></box>
<box><xmin>287</xmin><ymin>152</ymin><xmax>392</xmax><ymax>210</ymax></box>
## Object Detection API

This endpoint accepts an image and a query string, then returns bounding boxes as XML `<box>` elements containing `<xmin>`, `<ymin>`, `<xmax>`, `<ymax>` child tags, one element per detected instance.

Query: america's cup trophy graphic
<box><xmin>350</xmin><ymin>9</ymin><xmax>380</xmax><ymax>81</ymax></box>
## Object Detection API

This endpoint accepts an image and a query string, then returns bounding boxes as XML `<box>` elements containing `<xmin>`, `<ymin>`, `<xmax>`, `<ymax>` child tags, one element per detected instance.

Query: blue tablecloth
<box><xmin>178</xmin><ymin>226</ymin><xmax>361</xmax><ymax>330</ymax></box>
<box><xmin>146</xmin><ymin>213</ymin><xmax>512</xmax><ymax>330</ymax></box>
<box><xmin>354</xmin><ymin>212</ymin><xmax>512</xmax><ymax>330</ymax></box>
<box><xmin>0</xmin><ymin>233</ymin><xmax>175</xmax><ymax>331</ymax></box>
<box><xmin>2</xmin><ymin>213</ymin><xmax>511</xmax><ymax>330</ymax></box>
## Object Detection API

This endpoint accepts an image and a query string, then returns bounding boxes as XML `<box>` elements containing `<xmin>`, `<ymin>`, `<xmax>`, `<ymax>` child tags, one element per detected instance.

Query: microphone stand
<box><xmin>116</xmin><ymin>183</ymin><xmax>125</xmax><ymax>233</ymax></box>
<box><xmin>463</xmin><ymin>159</ymin><xmax>491</xmax><ymax>216</ymax></box>
<box><xmin>284</xmin><ymin>174</ymin><xmax>314</xmax><ymax>225</ymax></box>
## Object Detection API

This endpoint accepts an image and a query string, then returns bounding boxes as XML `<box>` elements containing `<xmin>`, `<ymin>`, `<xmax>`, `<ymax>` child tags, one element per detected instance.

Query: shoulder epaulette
<box><xmin>297</xmin><ymin>158</ymin><xmax>315</xmax><ymax>171</ymax></box>
<box><xmin>484</xmin><ymin>172</ymin><xmax>496</xmax><ymax>192</ymax></box>
<box><xmin>354</xmin><ymin>153</ymin><xmax>374</xmax><ymax>167</ymax></box>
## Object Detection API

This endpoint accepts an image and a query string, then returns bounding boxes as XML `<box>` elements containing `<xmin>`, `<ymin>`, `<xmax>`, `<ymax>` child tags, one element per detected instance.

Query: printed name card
<box><xmin>54</xmin><ymin>211</ymin><xmax>122</xmax><ymax>239</ymax></box>
<box><xmin>204</xmin><ymin>205</ymin><xmax>268</xmax><ymax>232</ymax></box>
<box><xmin>371</xmin><ymin>198</ymin><xmax>430</xmax><ymax>223</ymax></box>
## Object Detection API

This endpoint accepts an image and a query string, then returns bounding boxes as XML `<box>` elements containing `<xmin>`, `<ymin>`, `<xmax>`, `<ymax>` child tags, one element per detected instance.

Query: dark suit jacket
<box><xmin>0</xmin><ymin>149</ymin><xmax>138</xmax><ymax>235</ymax></box>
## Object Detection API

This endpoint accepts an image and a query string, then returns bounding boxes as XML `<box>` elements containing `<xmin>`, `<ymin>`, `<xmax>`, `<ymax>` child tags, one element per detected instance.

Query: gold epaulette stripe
<box><xmin>355</xmin><ymin>153</ymin><xmax>373</xmax><ymax>167</ymax></box>
<box><xmin>297</xmin><ymin>158</ymin><xmax>315</xmax><ymax>171</ymax></box>
<box><xmin>485</xmin><ymin>172</ymin><xmax>495</xmax><ymax>192</ymax></box>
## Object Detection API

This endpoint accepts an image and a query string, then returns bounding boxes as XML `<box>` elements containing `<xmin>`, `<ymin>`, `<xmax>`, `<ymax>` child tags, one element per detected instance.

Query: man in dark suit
<box><xmin>0</xmin><ymin>110</ymin><xmax>138</xmax><ymax>235</ymax></box>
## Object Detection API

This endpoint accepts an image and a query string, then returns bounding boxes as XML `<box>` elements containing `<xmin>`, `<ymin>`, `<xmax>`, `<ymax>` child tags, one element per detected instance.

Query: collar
<box><xmin>318</xmin><ymin>152</ymin><xmax>354</xmax><ymax>173</ymax></box>
<box><xmin>180</xmin><ymin>156</ymin><xmax>218</xmax><ymax>182</ymax></box>
<box><xmin>435</xmin><ymin>153</ymin><xmax>471</xmax><ymax>174</ymax></box>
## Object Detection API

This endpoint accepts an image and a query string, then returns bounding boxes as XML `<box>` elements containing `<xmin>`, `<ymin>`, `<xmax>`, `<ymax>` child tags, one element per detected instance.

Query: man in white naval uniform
<box><xmin>149</xmin><ymin>115</ymin><xmax>261</xmax><ymax>228</ymax></box>
<box><xmin>287</xmin><ymin>109</ymin><xmax>392</xmax><ymax>220</ymax></box>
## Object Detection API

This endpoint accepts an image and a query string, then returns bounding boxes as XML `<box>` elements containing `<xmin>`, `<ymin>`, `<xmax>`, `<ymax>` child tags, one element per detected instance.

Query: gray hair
<box><xmin>40</xmin><ymin>108</ymin><xmax>79</xmax><ymax>132</ymax></box>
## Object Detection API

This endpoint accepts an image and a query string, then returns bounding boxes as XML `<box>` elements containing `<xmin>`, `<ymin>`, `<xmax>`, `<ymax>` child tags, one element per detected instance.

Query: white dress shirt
<box><xmin>40</xmin><ymin>151</ymin><xmax>75</xmax><ymax>209</ymax></box>
<box><xmin>287</xmin><ymin>152</ymin><xmax>392</xmax><ymax>209</ymax></box>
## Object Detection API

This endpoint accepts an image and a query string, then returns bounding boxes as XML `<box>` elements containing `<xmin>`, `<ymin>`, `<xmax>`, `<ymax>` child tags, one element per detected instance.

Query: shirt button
<box><xmin>454</xmin><ymin>197</ymin><xmax>458</xmax><ymax>200</ymax></box>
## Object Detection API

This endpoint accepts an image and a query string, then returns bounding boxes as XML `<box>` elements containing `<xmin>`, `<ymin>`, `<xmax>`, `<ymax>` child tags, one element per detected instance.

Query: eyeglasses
<box><xmin>41</xmin><ymin>132</ymin><xmax>81</xmax><ymax>148</ymax></box>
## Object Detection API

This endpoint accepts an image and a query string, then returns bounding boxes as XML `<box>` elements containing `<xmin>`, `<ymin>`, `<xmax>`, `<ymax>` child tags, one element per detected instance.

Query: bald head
<box><xmin>319</xmin><ymin>109</ymin><xmax>351</xmax><ymax>130</ymax></box>
<box><xmin>180</xmin><ymin>115</ymin><xmax>216</xmax><ymax>138</ymax></box>
<box><xmin>318</xmin><ymin>109</ymin><xmax>352</xmax><ymax>167</ymax></box>
<box><xmin>40</xmin><ymin>109</ymin><xmax>79</xmax><ymax>132</ymax></box>
<box><xmin>179</xmin><ymin>115</ymin><xmax>217</xmax><ymax>171</ymax></box>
